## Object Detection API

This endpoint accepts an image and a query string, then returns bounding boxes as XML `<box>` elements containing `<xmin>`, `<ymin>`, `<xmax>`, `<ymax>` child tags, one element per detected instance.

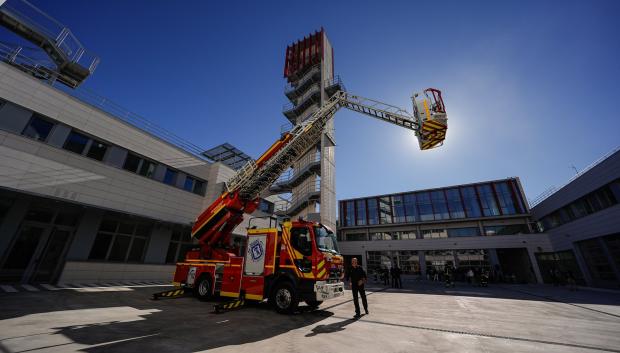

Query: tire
<box><xmin>304</xmin><ymin>299</ymin><xmax>323</xmax><ymax>309</ymax></box>
<box><xmin>194</xmin><ymin>275</ymin><xmax>213</xmax><ymax>301</ymax></box>
<box><xmin>270</xmin><ymin>282</ymin><xmax>299</xmax><ymax>314</ymax></box>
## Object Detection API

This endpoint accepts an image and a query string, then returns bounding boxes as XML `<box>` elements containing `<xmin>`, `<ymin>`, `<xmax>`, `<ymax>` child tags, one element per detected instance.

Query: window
<box><xmin>538</xmin><ymin>182</ymin><xmax>619</xmax><ymax>231</ymax></box>
<box><xmin>290</xmin><ymin>227</ymin><xmax>312</xmax><ymax>256</ymax></box>
<box><xmin>477</xmin><ymin>184</ymin><xmax>500</xmax><ymax>216</ymax></box>
<box><xmin>86</xmin><ymin>140</ymin><xmax>108</xmax><ymax>161</ymax></box>
<box><xmin>346</xmin><ymin>233</ymin><xmax>367</xmax><ymax>241</ymax></box>
<box><xmin>579</xmin><ymin>238</ymin><xmax>617</xmax><ymax>281</ymax></box>
<box><xmin>63</xmin><ymin>131</ymin><xmax>89</xmax><ymax>154</ymax></box>
<box><xmin>123</xmin><ymin>152</ymin><xmax>141</xmax><ymax>173</ymax></box>
<box><xmin>166</xmin><ymin>226</ymin><xmax>194</xmax><ymax>263</ymax></box>
<box><xmin>367</xmin><ymin>198</ymin><xmax>379</xmax><ymax>225</ymax></box>
<box><xmin>495</xmin><ymin>182</ymin><xmax>517</xmax><ymax>215</ymax></box>
<box><xmin>392</xmin><ymin>195</ymin><xmax>406</xmax><ymax>223</ymax></box>
<box><xmin>421</xmin><ymin>228</ymin><xmax>448</xmax><ymax>239</ymax></box>
<box><xmin>456</xmin><ymin>249</ymin><xmax>489</xmax><ymax>269</ymax></box>
<box><xmin>184</xmin><ymin>176</ymin><xmax>206</xmax><ymax>195</ymax></box>
<box><xmin>484</xmin><ymin>224</ymin><xmax>529</xmax><ymax>236</ymax></box>
<box><xmin>416</xmin><ymin>192</ymin><xmax>434</xmax><ymax>221</ymax></box>
<box><xmin>379</xmin><ymin>196</ymin><xmax>393</xmax><ymax>224</ymax></box>
<box><xmin>164</xmin><ymin>168</ymin><xmax>178</xmax><ymax>186</ymax></box>
<box><xmin>344</xmin><ymin>201</ymin><xmax>354</xmax><ymax>227</ymax></box>
<box><xmin>371</xmin><ymin>232</ymin><xmax>396</xmax><ymax>240</ymax></box>
<box><xmin>431</xmin><ymin>191</ymin><xmax>449</xmax><ymax>220</ymax></box>
<box><xmin>355</xmin><ymin>199</ymin><xmax>366</xmax><ymax>226</ymax></box>
<box><xmin>258</xmin><ymin>199</ymin><xmax>274</xmax><ymax>213</ymax></box>
<box><xmin>446</xmin><ymin>188</ymin><xmax>465</xmax><ymax>219</ymax></box>
<box><xmin>22</xmin><ymin>114</ymin><xmax>54</xmax><ymax>141</ymax></box>
<box><xmin>88</xmin><ymin>214</ymin><xmax>151</xmax><ymax>262</ymax></box>
<box><xmin>461</xmin><ymin>186</ymin><xmax>482</xmax><ymax>218</ymax></box>
<box><xmin>447</xmin><ymin>227</ymin><xmax>480</xmax><ymax>237</ymax></box>
<box><xmin>395</xmin><ymin>231</ymin><xmax>417</xmax><ymax>240</ymax></box>
<box><xmin>138</xmin><ymin>159</ymin><xmax>156</xmax><ymax>178</ymax></box>
<box><xmin>404</xmin><ymin>193</ymin><xmax>417</xmax><ymax>222</ymax></box>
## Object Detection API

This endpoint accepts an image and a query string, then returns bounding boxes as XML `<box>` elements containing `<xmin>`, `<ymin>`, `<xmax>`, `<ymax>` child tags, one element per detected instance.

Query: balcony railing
<box><xmin>274</xmin><ymin>179</ymin><xmax>321</xmax><ymax>215</ymax></box>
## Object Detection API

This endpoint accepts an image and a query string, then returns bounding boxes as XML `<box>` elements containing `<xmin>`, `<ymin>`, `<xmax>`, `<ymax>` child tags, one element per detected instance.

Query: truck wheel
<box><xmin>304</xmin><ymin>299</ymin><xmax>323</xmax><ymax>309</ymax></box>
<box><xmin>194</xmin><ymin>275</ymin><xmax>212</xmax><ymax>301</ymax></box>
<box><xmin>271</xmin><ymin>282</ymin><xmax>299</xmax><ymax>314</ymax></box>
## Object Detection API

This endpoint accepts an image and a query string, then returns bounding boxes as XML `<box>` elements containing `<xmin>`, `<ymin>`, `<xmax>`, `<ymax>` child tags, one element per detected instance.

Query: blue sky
<box><xmin>3</xmin><ymin>0</ymin><xmax>619</xmax><ymax>203</ymax></box>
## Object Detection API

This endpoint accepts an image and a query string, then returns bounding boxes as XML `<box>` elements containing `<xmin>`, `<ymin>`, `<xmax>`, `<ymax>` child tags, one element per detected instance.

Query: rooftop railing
<box><xmin>529</xmin><ymin>145</ymin><xmax>620</xmax><ymax>207</ymax></box>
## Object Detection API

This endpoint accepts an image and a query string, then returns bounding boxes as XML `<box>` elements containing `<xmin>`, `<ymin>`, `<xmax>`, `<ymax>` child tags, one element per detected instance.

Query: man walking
<box><xmin>347</xmin><ymin>258</ymin><xmax>368</xmax><ymax>318</ymax></box>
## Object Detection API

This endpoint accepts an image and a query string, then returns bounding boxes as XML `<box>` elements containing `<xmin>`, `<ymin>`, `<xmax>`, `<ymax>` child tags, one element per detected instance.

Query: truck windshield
<box><xmin>314</xmin><ymin>226</ymin><xmax>339</xmax><ymax>253</ymax></box>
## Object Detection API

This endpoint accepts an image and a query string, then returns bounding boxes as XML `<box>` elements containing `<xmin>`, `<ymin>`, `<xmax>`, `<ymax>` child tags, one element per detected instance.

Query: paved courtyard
<box><xmin>1</xmin><ymin>281</ymin><xmax>619</xmax><ymax>353</ymax></box>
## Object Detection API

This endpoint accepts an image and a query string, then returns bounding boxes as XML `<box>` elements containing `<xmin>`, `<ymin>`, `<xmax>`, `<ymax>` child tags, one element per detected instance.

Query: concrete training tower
<box><xmin>271</xmin><ymin>28</ymin><xmax>339</xmax><ymax>230</ymax></box>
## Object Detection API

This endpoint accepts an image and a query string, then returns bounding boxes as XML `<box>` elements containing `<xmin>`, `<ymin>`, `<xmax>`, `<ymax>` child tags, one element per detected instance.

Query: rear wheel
<box><xmin>271</xmin><ymin>282</ymin><xmax>299</xmax><ymax>314</ymax></box>
<box><xmin>305</xmin><ymin>299</ymin><xmax>323</xmax><ymax>309</ymax></box>
<box><xmin>194</xmin><ymin>275</ymin><xmax>213</xmax><ymax>301</ymax></box>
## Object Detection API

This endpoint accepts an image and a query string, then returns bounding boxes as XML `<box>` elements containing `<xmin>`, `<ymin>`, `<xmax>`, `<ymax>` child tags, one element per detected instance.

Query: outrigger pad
<box><xmin>151</xmin><ymin>288</ymin><xmax>187</xmax><ymax>300</ymax></box>
<box><xmin>213</xmin><ymin>299</ymin><xmax>245</xmax><ymax>313</ymax></box>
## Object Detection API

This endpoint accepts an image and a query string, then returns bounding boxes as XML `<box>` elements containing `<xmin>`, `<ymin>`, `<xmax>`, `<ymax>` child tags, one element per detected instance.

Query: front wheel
<box><xmin>305</xmin><ymin>299</ymin><xmax>323</xmax><ymax>309</ymax></box>
<box><xmin>271</xmin><ymin>282</ymin><xmax>299</xmax><ymax>314</ymax></box>
<box><xmin>194</xmin><ymin>275</ymin><xmax>213</xmax><ymax>301</ymax></box>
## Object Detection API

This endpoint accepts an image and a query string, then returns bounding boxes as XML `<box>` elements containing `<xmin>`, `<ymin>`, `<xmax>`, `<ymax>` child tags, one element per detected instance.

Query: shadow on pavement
<box><xmin>0</xmin><ymin>288</ymin><xmax>338</xmax><ymax>353</ymax></box>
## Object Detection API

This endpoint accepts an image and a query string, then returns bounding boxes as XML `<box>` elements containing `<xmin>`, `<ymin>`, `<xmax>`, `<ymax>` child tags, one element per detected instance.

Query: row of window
<box><xmin>18</xmin><ymin>111</ymin><xmax>207</xmax><ymax>196</ymax></box>
<box><xmin>340</xmin><ymin>180</ymin><xmax>526</xmax><ymax>227</ymax></box>
<box><xmin>538</xmin><ymin>180</ymin><xmax>620</xmax><ymax>231</ymax></box>
<box><xmin>366</xmin><ymin>249</ymin><xmax>490</xmax><ymax>275</ymax></box>
<box><xmin>88</xmin><ymin>214</ymin><xmax>197</xmax><ymax>264</ymax></box>
<box><xmin>342</xmin><ymin>224</ymin><xmax>529</xmax><ymax>241</ymax></box>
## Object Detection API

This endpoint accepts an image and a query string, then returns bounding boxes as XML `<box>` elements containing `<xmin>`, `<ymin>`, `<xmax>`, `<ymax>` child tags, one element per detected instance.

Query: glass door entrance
<box><xmin>0</xmin><ymin>206</ymin><xmax>79</xmax><ymax>284</ymax></box>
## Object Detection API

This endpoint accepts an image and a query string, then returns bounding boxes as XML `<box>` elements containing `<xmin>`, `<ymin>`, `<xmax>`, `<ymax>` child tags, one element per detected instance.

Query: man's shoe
<box><xmin>354</xmin><ymin>313</ymin><xmax>361</xmax><ymax>319</ymax></box>
<box><xmin>365</xmin><ymin>309</ymin><xmax>369</xmax><ymax>315</ymax></box>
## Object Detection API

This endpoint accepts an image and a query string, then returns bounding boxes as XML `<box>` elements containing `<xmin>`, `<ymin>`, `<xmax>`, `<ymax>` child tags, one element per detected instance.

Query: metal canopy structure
<box><xmin>202</xmin><ymin>143</ymin><xmax>253</xmax><ymax>170</ymax></box>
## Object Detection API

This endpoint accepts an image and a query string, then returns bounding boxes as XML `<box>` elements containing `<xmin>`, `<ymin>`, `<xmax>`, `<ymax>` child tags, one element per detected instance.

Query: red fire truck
<box><xmin>172</xmin><ymin>84</ymin><xmax>447</xmax><ymax>313</ymax></box>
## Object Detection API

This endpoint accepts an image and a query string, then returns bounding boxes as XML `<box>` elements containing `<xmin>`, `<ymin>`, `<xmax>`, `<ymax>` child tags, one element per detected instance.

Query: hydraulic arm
<box><xmin>192</xmin><ymin>87</ymin><xmax>448</xmax><ymax>260</ymax></box>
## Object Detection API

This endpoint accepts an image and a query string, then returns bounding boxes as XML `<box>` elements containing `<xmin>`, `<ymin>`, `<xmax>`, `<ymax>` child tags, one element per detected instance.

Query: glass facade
<box><xmin>379</xmin><ymin>196</ymin><xmax>393</xmax><ymax>224</ymax></box>
<box><xmin>417</xmin><ymin>192</ymin><xmax>434</xmax><ymax>221</ymax></box>
<box><xmin>367</xmin><ymin>198</ymin><xmax>379</xmax><ymax>225</ymax></box>
<box><xmin>367</xmin><ymin>250</ymin><xmax>421</xmax><ymax>275</ymax></box>
<box><xmin>404</xmin><ymin>193</ymin><xmax>417</xmax><ymax>222</ymax></box>
<box><xmin>484</xmin><ymin>224</ymin><xmax>529</xmax><ymax>236</ymax></box>
<box><xmin>355</xmin><ymin>199</ymin><xmax>366</xmax><ymax>225</ymax></box>
<box><xmin>446</xmin><ymin>188</ymin><xmax>465</xmax><ymax>219</ymax></box>
<box><xmin>461</xmin><ymin>186</ymin><xmax>482</xmax><ymax>218</ymax></box>
<box><xmin>392</xmin><ymin>195</ymin><xmax>406</xmax><ymax>223</ymax></box>
<box><xmin>477</xmin><ymin>184</ymin><xmax>500</xmax><ymax>216</ymax></box>
<box><xmin>339</xmin><ymin>179</ymin><xmax>527</xmax><ymax>229</ymax></box>
<box><xmin>431</xmin><ymin>191</ymin><xmax>449</xmax><ymax>220</ymax></box>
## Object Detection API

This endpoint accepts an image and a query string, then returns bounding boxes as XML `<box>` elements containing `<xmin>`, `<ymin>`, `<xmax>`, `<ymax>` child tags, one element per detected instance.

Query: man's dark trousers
<box><xmin>352</xmin><ymin>285</ymin><xmax>368</xmax><ymax>315</ymax></box>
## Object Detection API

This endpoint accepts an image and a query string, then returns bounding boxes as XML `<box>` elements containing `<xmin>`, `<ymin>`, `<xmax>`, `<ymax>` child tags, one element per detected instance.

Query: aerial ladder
<box><xmin>173</xmin><ymin>83</ymin><xmax>447</xmax><ymax>313</ymax></box>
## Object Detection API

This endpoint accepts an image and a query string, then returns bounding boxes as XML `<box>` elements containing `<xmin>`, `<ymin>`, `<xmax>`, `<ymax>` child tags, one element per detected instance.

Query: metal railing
<box><xmin>284</xmin><ymin>64</ymin><xmax>321</xmax><ymax>94</ymax></box>
<box><xmin>0</xmin><ymin>43</ymin><xmax>210</xmax><ymax>160</ymax></box>
<box><xmin>529</xmin><ymin>146</ymin><xmax>620</xmax><ymax>207</ymax></box>
<box><xmin>273</xmin><ymin>152</ymin><xmax>321</xmax><ymax>185</ymax></box>
<box><xmin>274</xmin><ymin>179</ymin><xmax>321</xmax><ymax>214</ymax></box>
<box><xmin>1</xmin><ymin>0</ymin><xmax>99</xmax><ymax>72</ymax></box>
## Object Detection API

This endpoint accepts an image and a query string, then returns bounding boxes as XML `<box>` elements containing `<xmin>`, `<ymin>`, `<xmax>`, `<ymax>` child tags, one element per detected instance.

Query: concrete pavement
<box><xmin>0</xmin><ymin>282</ymin><xmax>619</xmax><ymax>352</ymax></box>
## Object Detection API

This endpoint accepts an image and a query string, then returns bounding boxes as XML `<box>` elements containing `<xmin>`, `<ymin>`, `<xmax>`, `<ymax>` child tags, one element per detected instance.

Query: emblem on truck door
<box><xmin>250</xmin><ymin>239</ymin><xmax>264</xmax><ymax>261</ymax></box>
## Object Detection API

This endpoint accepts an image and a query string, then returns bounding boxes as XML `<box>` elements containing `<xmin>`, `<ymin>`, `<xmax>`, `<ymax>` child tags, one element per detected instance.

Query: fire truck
<box><xmin>172</xmin><ymin>84</ymin><xmax>448</xmax><ymax>313</ymax></box>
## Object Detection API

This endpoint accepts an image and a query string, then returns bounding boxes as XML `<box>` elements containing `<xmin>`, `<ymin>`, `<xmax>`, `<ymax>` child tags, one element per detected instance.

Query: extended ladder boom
<box><xmin>191</xmin><ymin>88</ymin><xmax>448</xmax><ymax>259</ymax></box>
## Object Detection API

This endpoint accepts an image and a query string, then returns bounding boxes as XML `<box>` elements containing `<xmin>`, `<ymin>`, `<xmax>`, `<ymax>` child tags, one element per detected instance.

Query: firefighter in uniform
<box><xmin>346</xmin><ymin>258</ymin><xmax>369</xmax><ymax>318</ymax></box>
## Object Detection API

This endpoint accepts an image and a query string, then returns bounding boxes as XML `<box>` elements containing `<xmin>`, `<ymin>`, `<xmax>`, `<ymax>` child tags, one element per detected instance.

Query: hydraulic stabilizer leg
<box><xmin>151</xmin><ymin>287</ymin><xmax>188</xmax><ymax>300</ymax></box>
